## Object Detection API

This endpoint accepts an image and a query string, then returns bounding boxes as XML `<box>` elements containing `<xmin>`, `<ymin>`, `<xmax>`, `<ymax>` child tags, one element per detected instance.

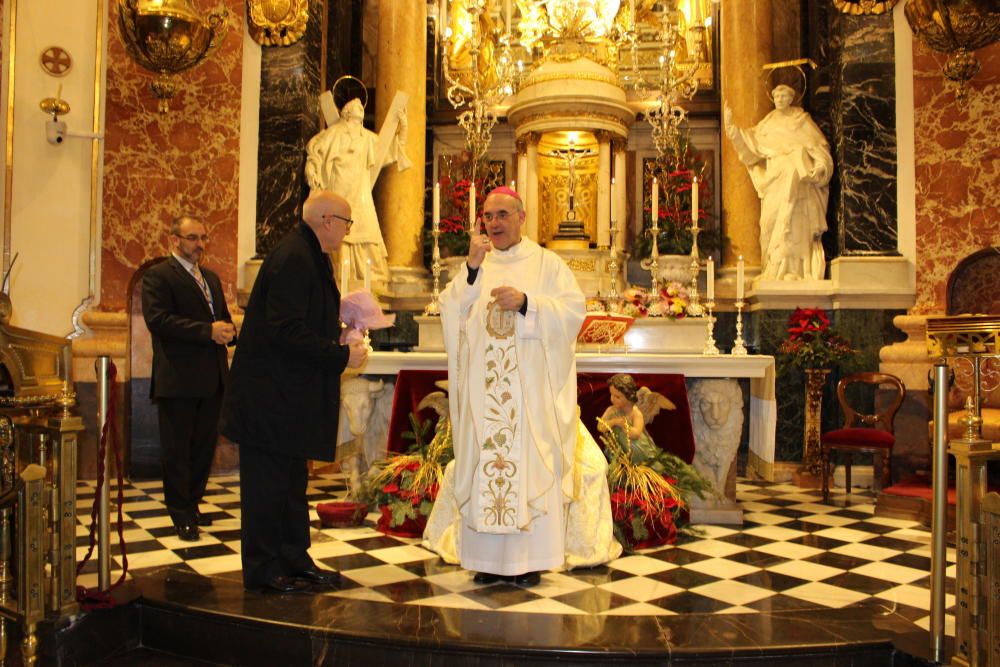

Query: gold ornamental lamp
<box><xmin>904</xmin><ymin>0</ymin><xmax>1000</xmax><ymax>100</ymax></box>
<box><xmin>117</xmin><ymin>0</ymin><xmax>228</xmax><ymax>113</ymax></box>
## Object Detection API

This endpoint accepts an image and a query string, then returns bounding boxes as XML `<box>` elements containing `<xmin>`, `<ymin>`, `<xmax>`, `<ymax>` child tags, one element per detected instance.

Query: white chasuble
<box><xmin>437</xmin><ymin>238</ymin><xmax>586</xmax><ymax>575</ymax></box>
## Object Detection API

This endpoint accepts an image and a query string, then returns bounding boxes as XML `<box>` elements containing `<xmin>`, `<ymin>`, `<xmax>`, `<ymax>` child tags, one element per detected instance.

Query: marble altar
<box><xmin>344</xmin><ymin>352</ymin><xmax>777</xmax><ymax>490</ymax></box>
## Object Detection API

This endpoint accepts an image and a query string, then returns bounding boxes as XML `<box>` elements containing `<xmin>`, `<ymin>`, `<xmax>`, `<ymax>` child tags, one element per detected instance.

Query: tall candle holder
<box><xmin>732</xmin><ymin>300</ymin><xmax>748</xmax><ymax>356</ymax></box>
<box><xmin>646</xmin><ymin>220</ymin><xmax>660</xmax><ymax>294</ymax></box>
<box><xmin>686</xmin><ymin>255</ymin><xmax>704</xmax><ymax>316</ymax></box>
<box><xmin>685</xmin><ymin>202</ymin><xmax>704</xmax><ymax>316</ymax></box>
<box><xmin>607</xmin><ymin>221</ymin><xmax>620</xmax><ymax>308</ymax></box>
<box><xmin>423</xmin><ymin>225</ymin><xmax>442</xmax><ymax>316</ymax></box>
<box><xmin>702</xmin><ymin>300</ymin><xmax>720</xmax><ymax>355</ymax></box>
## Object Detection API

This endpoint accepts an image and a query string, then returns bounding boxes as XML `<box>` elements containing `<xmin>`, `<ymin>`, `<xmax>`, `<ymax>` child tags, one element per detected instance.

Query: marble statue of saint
<box><xmin>724</xmin><ymin>85</ymin><xmax>833</xmax><ymax>281</ymax></box>
<box><xmin>305</xmin><ymin>95</ymin><xmax>411</xmax><ymax>287</ymax></box>
<box><xmin>688</xmin><ymin>379</ymin><xmax>744</xmax><ymax>495</ymax></box>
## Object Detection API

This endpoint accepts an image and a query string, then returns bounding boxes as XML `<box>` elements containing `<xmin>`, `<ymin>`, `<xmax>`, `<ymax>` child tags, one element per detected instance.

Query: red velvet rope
<box><xmin>76</xmin><ymin>358</ymin><xmax>129</xmax><ymax>609</ymax></box>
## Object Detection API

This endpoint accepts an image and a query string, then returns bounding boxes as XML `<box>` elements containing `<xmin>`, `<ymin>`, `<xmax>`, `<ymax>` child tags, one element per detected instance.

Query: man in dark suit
<box><xmin>142</xmin><ymin>215</ymin><xmax>236</xmax><ymax>542</ymax></box>
<box><xmin>220</xmin><ymin>190</ymin><xmax>367</xmax><ymax>594</ymax></box>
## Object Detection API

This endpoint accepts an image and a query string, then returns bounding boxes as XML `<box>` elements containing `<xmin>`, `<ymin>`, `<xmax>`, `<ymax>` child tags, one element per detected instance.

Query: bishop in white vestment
<box><xmin>437</xmin><ymin>187</ymin><xmax>586</xmax><ymax>584</ymax></box>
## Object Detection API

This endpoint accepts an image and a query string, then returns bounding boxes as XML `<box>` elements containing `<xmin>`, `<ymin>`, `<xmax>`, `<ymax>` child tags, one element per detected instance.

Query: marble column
<box><xmin>719</xmin><ymin>0</ymin><xmax>772</xmax><ymax>270</ymax></box>
<box><xmin>516</xmin><ymin>138</ymin><xmax>528</xmax><ymax>199</ymax></box>
<box><xmin>612</xmin><ymin>139</ymin><xmax>627</xmax><ymax>252</ymax></box>
<box><xmin>375</xmin><ymin>1</ymin><xmax>428</xmax><ymax>280</ymax></box>
<box><xmin>808</xmin><ymin>6</ymin><xmax>897</xmax><ymax>257</ymax></box>
<box><xmin>596</xmin><ymin>132</ymin><xmax>612</xmax><ymax>247</ymax></box>
<box><xmin>526</xmin><ymin>134</ymin><xmax>540</xmax><ymax>241</ymax></box>
<box><xmin>255</xmin><ymin>0</ymin><xmax>353</xmax><ymax>255</ymax></box>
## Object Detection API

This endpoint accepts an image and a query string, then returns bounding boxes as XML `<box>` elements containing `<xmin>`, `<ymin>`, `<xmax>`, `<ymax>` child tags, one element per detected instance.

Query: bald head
<box><xmin>303</xmin><ymin>190</ymin><xmax>352</xmax><ymax>252</ymax></box>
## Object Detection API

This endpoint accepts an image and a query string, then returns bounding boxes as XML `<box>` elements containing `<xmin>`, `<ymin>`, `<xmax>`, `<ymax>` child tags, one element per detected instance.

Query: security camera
<box><xmin>46</xmin><ymin>119</ymin><xmax>66</xmax><ymax>145</ymax></box>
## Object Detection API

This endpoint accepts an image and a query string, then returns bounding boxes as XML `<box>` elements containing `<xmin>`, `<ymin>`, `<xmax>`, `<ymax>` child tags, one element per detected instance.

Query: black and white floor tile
<box><xmin>75</xmin><ymin>475</ymin><xmax>956</xmax><ymax>635</ymax></box>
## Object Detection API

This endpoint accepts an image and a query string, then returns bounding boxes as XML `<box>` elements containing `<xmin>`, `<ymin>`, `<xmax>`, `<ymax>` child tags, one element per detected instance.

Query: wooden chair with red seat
<box><xmin>821</xmin><ymin>372</ymin><xmax>906</xmax><ymax>503</ymax></box>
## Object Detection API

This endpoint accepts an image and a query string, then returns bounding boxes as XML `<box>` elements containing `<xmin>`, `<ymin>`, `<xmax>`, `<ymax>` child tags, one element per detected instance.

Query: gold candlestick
<box><xmin>702</xmin><ymin>300</ymin><xmax>720</xmax><ymax>355</ymax></box>
<box><xmin>424</xmin><ymin>225</ymin><xmax>442</xmax><ymax>316</ymax></box>
<box><xmin>732</xmin><ymin>301</ymin><xmax>748</xmax><ymax>356</ymax></box>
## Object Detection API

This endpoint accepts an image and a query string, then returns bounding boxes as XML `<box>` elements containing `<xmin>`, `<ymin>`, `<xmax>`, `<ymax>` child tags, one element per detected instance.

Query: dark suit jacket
<box><xmin>220</xmin><ymin>223</ymin><xmax>349</xmax><ymax>461</ymax></box>
<box><xmin>142</xmin><ymin>256</ymin><xmax>234</xmax><ymax>399</ymax></box>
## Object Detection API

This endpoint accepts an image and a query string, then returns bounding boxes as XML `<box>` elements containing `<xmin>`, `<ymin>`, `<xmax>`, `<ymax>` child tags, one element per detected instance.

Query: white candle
<box><xmin>737</xmin><ymin>255</ymin><xmax>744</xmax><ymax>301</ymax></box>
<box><xmin>341</xmin><ymin>257</ymin><xmax>350</xmax><ymax>293</ymax></box>
<box><xmin>691</xmin><ymin>175</ymin><xmax>699</xmax><ymax>224</ymax></box>
<box><xmin>364</xmin><ymin>258</ymin><xmax>371</xmax><ymax>292</ymax></box>
<box><xmin>504</xmin><ymin>0</ymin><xmax>512</xmax><ymax>34</ymax></box>
<box><xmin>707</xmin><ymin>256</ymin><xmax>714</xmax><ymax>301</ymax></box>
<box><xmin>651</xmin><ymin>177</ymin><xmax>659</xmax><ymax>229</ymax></box>
<box><xmin>629</xmin><ymin>0</ymin><xmax>636</xmax><ymax>22</ymax></box>
<box><xmin>510</xmin><ymin>179</ymin><xmax>516</xmax><ymax>193</ymax></box>
<box><xmin>469</xmin><ymin>182</ymin><xmax>476</xmax><ymax>234</ymax></box>
<box><xmin>433</xmin><ymin>182</ymin><xmax>441</xmax><ymax>233</ymax></box>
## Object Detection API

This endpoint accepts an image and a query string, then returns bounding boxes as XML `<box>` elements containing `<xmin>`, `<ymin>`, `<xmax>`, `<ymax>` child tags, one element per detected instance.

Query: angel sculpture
<box><xmin>599</xmin><ymin>373</ymin><xmax>676</xmax><ymax>465</ymax></box>
<box><xmin>416</xmin><ymin>381</ymin><xmax>450</xmax><ymax>439</ymax></box>
<box><xmin>596</xmin><ymin>374</ymin><xmax>713</xmax><ymax>550</ymax></box>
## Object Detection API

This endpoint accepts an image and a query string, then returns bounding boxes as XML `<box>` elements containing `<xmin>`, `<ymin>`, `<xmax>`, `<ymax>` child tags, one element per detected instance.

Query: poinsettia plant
<box><xmin>777</xmin><ymin>308</ymin><xmax>857</xmax><ymax>370</ymax></box>
<box><xmin>597</xmin><ymin>418</ymin><xmax>713</xmax><ymax>551</ymax></box>
<box><xmin>361</xmin><ymin>412</ymin><xmax>453</xmax><ymax>536</ymax></box>
<box><xmin>430</xmin><ymin>175</ymin><xmax>485</xmax><ymax>257</ymax></box>
<box><xmin>631</xmin><ymin>133</ymin><xmax>719</xmax><ymax>258</ymax></box>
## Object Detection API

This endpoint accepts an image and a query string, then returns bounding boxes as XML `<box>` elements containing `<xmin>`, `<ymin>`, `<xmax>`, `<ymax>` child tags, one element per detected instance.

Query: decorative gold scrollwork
<box><xmin>247</xmin><ymin>0</ymin><xmax>309</xmax><ymax>47</ymax></box>
<box><xmin>832</xmin><ymin>0</ymin><xmax>899</xmax><ymax>15</ymax></box>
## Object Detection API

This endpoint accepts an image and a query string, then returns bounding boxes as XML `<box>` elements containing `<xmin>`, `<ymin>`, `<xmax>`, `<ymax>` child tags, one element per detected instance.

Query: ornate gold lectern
<box><xmin>0</xmin><ymin>294</ymin><xmax>83</xmax><ymax>666</ymax></box>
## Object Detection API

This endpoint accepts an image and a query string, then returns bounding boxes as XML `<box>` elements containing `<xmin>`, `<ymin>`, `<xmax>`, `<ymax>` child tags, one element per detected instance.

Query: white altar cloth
<box><xmin>357</xmin><ymin>352</ymin><xmax>777</xmax><ymax>481</ymax></box>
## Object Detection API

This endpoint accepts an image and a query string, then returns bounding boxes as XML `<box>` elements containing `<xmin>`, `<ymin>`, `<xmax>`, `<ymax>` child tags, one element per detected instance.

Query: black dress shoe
<box><xmin>513</xmin><ymin>571</ymin><xmax>541</xmax><ymax>587</ymax></box>
<box><xmin>473</xmin><ymin>571</ymin><xmax>502</xmax><ymax>585</ymax></box>
<box><xmin>292</xmin><ymin>567</ymin><xmax>341</xmax><ymax>588</ymax></box>
<box><xmin>175</xmin><ymin>522</ymin><xmax>200</xmax><ymax>542</ymax></box>
<box><xmin>247</xmin><ymin>575</ymin><xmax>312</xmax><ymax>594</ymax></box>
<box><xmin>194</xmin><ymin>510</ymin><xmax>213</xmax><ymax>527</ymax></box>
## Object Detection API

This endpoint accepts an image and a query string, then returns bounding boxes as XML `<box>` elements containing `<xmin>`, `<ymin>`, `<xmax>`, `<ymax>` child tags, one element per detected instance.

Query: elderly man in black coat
<box><xmin>142</xmin><ymin>215</ymin><xmax>236</xmax><ymax>542</ymax></box>
<box><xmin>221</xmin><ymin>190</ymin><xmax>368</xmax><ymax>594</ymax></box>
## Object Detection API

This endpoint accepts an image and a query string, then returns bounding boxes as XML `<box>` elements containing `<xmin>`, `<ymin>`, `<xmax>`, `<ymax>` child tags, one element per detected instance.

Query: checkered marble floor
<box><xmin>75</xmin><ymin>475</ymin><xmax>956</xmax><ymax>635</ymax></box>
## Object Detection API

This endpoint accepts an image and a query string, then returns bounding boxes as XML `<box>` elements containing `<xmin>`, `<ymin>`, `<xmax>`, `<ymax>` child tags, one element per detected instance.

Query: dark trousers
<box><xmin>238</xmin><ymin>444</ymin><xmax>314</xmax><ymax>588</ymax></box>
<box><xmin>156</xmin><ymin>392</ymin><xmax>221</xmax><ymax>525</ymax></box>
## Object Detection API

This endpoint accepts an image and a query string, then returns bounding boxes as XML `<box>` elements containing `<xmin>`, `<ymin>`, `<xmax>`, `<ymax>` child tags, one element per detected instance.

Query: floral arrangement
<box><xmin>620</xmin><ymin>284</ymin><xmax>690</xmax><ymax>319</ymax></box>
<box><xmin>777</xmin><ymin>307</ymin><xmax>857</xmax><ymax>370</ymax></box>
<box><xmin>362</xmin><ymin>413</ymin><xmax>453</xmax><ymax>537</ymax></box>
<box><xmin>586</xmin><ymin>284</ymin><xmax>691</xmax><ymax>319</ymax></box>
<box><xmin>598</xmin><ymin>418</ymin><xmax>713</xmax><ymax>550</ymax></box>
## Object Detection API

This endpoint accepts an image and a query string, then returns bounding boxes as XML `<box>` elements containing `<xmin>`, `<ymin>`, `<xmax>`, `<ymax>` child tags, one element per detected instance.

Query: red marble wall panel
<box><xmin>101</xmin><ymin>1</ymin><xmax>244</xmax><ymax>311</ymax></box>
<box><xmin>912</xmin><ymin>41</ymin><xmax>1000</xmax><ymax>314</ymax></box>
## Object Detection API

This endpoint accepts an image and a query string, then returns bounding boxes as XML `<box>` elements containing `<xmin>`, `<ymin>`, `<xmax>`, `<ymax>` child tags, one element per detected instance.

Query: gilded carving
<box><xmin>520</xmin><ymin>70</ymin><xmax>617</xmax><ymax>87</ymax></box>
<box><xmin>247</xmin><ymin>0</ymin><xmax>309</xmax><ymax>46</ymax></box>
<box><xmin>565</xmin><ymin>258</ymin><xmax>597</xmax><ymax>272</ymax></box>
<box><xmin>514</xmin><ymin>111</ymin><xmax>629</xmax><ymax>135</ymax></box>
<box><xmin>832</xmin><ymin>0</ymin><xmax>899</xmax><ymax>15</ymax></box>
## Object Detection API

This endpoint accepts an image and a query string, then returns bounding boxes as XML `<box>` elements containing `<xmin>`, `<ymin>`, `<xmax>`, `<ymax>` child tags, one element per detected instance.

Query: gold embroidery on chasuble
<box><xmin>476</xmin><ymin>299</ymin><xmax>523</xmax><ymax>533</ymax></box>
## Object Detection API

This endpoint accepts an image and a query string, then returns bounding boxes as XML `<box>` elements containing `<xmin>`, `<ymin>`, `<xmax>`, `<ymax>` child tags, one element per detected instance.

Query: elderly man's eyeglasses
<box><xmin>322</xmin><ymin>213</ymin><xmax>354</xmax><ymax>229</ymax></box>
<box><xmin>174</xmin><ymin>233</ymin><xmax>210</xmax><ymax>242</ymax></box>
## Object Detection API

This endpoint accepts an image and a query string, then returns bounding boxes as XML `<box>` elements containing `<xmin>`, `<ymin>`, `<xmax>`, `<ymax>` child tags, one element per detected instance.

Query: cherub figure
<box><xmin>599</xmin><ymin>373</ymin><xmax>676</xmax><ymax>464</ymax></box>
<box><xmin>417</xmin><ymin>380</ymin><xmax>451</xmax><ymax>440</ymax></box>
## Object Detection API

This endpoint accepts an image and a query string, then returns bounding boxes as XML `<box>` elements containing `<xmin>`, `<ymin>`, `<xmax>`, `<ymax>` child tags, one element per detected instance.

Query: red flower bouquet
<box><xmin>363</xmin><ymin>414</ymin><xmax>453</xmax><ymax>538</ymax></box>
